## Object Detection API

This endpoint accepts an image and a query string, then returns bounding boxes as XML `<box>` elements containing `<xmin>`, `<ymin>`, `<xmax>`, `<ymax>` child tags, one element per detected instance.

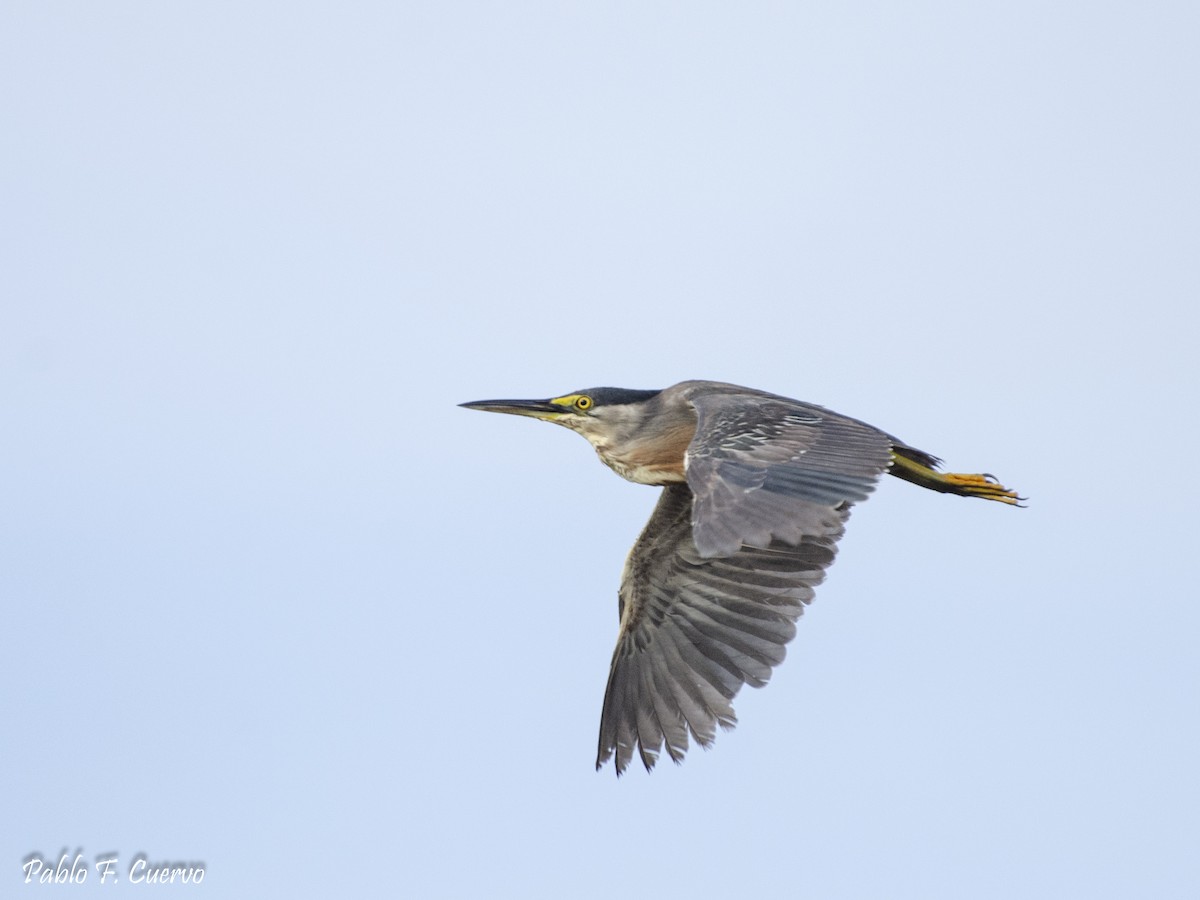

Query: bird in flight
<box><xmin>461</xmin><ymin>381</ymin><xmax>1022</xmax><ymax>775</ymax></box>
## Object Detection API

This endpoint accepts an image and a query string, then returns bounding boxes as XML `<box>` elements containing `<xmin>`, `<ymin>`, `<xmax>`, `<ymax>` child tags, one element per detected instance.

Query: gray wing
<box><xmin>682</xmin><ymin>388</ymin><xmax>895</xmax><ymax>557</ymax></box>
<box><xmin>596</xmin><ymin>484</ymin><xmax>850</xmax><ymax>775</ymax></box>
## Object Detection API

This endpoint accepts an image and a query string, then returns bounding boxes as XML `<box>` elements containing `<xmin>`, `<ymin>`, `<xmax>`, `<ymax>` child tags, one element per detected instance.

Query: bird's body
<box><xmin>461</xmin><ymin>381</ymin><xmax>1021</xmax><ymax>774</ymax></box>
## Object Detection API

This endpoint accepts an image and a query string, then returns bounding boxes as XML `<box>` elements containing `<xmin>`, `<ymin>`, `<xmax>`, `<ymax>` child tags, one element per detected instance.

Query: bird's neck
<box><xmin>585</xmin><ymin>429</ymin><xmax>692</xmax><ymax>486</ymax></box>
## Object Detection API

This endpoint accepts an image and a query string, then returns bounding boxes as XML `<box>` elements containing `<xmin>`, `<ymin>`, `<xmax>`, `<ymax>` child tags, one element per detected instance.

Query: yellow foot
<box><xmin>889</xmin><ymin>451</ymin><xmax>1026</xmax><ymax>506</ymax></box>
<box><xmin>941</xmin><ymin>472</ymin><xmax>1026</xmax><ymax>506</ymax></box>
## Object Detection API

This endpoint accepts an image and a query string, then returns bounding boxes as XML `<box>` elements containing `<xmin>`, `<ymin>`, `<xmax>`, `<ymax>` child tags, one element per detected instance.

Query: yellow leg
<box><xmin>890</xmin><ymin>452</ymin><xmax>1025</xmax><ymax>506</ymax></box>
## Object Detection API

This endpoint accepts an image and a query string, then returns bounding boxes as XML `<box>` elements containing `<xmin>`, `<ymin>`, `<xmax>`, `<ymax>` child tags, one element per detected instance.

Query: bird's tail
<box><xmin>889</xmin><ymin>445</ymin><xmax>1024</xmax><ymax>506</ymax></box>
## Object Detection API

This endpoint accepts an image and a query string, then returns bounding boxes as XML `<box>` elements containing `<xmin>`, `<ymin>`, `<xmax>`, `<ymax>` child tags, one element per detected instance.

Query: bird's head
<box><xmin>459</xmin><ymin>387</ymin><xmax>664</xmax><ymax>446</ymax></box>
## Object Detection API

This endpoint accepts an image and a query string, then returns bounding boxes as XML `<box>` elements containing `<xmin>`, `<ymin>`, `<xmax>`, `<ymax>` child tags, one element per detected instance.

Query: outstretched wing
<box><xmin>596</xmin><ymin>484</ymin><xmax>850</xmax><ymax>775</ymax></box>
<box><xmin>681</xmin><ymin>387</ymin><xmax>895</xmax><ymax>557</ymax></box>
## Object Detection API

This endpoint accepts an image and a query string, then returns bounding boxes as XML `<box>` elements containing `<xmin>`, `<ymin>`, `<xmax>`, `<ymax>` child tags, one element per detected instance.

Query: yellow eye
<box><xmin>575</xmin><ymin>395</ymin><xmax>593</xmax><ymax>411</ymax></box>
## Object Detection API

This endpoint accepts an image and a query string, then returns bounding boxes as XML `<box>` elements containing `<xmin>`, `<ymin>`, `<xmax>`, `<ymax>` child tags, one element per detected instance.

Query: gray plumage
<box><xmin>598</xmin><ymin>483</ymin><xmax>848</xmax><ymax>773</ymax></box>
<box><xmin>460</xmin><ymin>380</ymin><xmax>1021</xmax><ymax>775</ymax></box>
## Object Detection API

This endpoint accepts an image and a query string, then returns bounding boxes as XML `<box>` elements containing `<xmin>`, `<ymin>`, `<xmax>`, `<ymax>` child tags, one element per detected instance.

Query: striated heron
<box><xmin>461</xmin><ymin>380</ymin><xmax>1022</xmax><ymax>775</ymax></box>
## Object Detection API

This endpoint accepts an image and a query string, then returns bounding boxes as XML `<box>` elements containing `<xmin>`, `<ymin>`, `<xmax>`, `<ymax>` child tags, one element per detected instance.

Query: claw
<box><xmin>942</xmin><ymin>471</ymin><xmax>1024</xmax><ymax>505</ymax></box>
<box><xmin>890</xmin><ymin>450</ymin><xmax>1025</xmax><ymax>507</ymax></box>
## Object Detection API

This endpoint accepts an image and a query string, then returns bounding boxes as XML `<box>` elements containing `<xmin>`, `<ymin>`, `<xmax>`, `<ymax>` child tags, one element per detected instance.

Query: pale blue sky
<box><xmin>3</xmin><ymin>2</ymin><xmax>1198</xmax><ymax>897</ymax></box>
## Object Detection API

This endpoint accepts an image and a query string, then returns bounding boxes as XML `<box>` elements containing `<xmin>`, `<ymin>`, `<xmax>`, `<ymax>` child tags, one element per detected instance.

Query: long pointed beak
<box><xmin>458</xmin><ymin>398</ymin><xmax>563</xmax><ymax>420</ymax></box>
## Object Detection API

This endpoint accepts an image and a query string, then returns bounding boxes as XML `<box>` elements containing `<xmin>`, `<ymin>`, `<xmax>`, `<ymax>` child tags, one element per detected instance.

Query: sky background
<box><xmin>3</xmin><ymin>2</ymin><xmax>1198</xmax><ymax>897</ymax></box>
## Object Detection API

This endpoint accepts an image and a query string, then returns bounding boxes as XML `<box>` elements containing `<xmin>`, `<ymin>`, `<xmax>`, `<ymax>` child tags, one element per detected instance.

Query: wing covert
<box><xmin>681</xmin><ymin>387</ymin><xmax>895</xmax><ymax>557</ymax></box>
